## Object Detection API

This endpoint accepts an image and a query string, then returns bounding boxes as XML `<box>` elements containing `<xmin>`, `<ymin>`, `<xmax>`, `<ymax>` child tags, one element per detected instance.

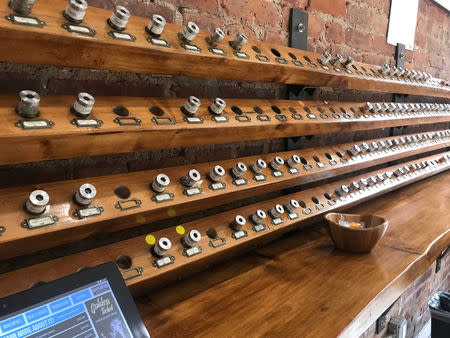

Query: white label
<box><xmin>254</xmin><ymin>174</ymin><xmax>266</xmax><ymax>182</ymax></box>
<box><xmin>253</xmin><ymin>224</ymin><xmax>266</xmax><ymax>232</ymax></box>
<box><xmin>14</xmin><ymin>16</ymin><xmax>39</xmax><ymax>25</ymax></box>
<box><xmin>156</xmin><ymin>256</ymin><xmax>172</xmax><ymax>268</ymax></box>
<box><xmin>79</xmin><ymin>207</ymin><xmax>101</xmax><ymax>218</ymax></box>
<box><xmin>210</xmin><ymin>182</ymin><xmax>225</xmax><ymax>190</ymax></box>
<box><xmin>186</xmin><ymin>188</ymin><xmax>201</xmax><ymax>196</ymax></box>
<box><xmin>185</xmin><ymin>246</ymin><xmax>201</xmax><ymax>257</ymax></box>
<box><xmin>155</xmin><ymin>193</ymin><xmax>172</xmax><ymax>202</ymax></box>
<box><xmin>22</xmin><ymin>120</ymin><xmax>49</xmax><ymax>128</ymax></box>
<box><xmin>289</xmin><ymin>168</ymin><xmax>299</xmax><ymax>174</ymax></box>
<box><xmin>317</xmin><ymin>162</ymin><xmax>325</xmax><ymax>168</ymax></box>
<box><xmin>151</xmin><ymin>38</ymin><xmax>169</xmax><ymax>46</ymax></box>
<box><xmin>75</xmin><ymin>119</ymin><xmax>99</xmax><ymax>127</ymax></box>
<box><xmin>288</xmin><ymin>213</ymin><xmax>299</xmax><ymax>220</ymax></box>
<box><xmin>184</xmin><ymin>44</ymin><xmax>200</xmax><ymax>52</ymax></box>
<box><xmin>272</xmin><ymin>218</ymin><xmax>283</xmax><ymax>225</ymax></box>
<box><xmin>233</xmin><ymin>230</ymin><xmax>246</xmax><ymax>239</ymax></box>
<box><xmin>28</xmin><ymin>216</ymin><xmax>55</xmax><ymax>229</ymax></box>
<box><xmin>234</xmin><ymin>178</ymin><xmax>246</xmax><ymax>186</ymax></box>
<box><xmin>211</xmin><ymin>48</ymin><xmax>225</xmax><ymax>55</ymax></box>
<box><xmin>112</xmin><ymin>32</ymin><xmax>133</xmax><ymax>40</ymax></box>
<box><xmin>307</xmin><ymin>114</ymin><xmax>317</xmax><ymax>119</ymax></box>
<box><xmin>68</xmin><ymin>25</ymin><xmax>91</xmax><ymax>34</ymax></box>
<box><xmin>273</xmin><ymin>171</ymin><xmax>283</xmax><ymax>177</ymax></box>
<box><xmin>213</xmin><ymin>116</ymin><xmax>228</xmax><ymax>122</ymax></box>
<box><xmin>186</xmin><ymin>117</ymin><xmax>202</xmax><ymax>123</ymax></box>
<box><xmin>236</xmin><ymin>52</ymin><xmax>248</xmax><ymax>58</ymax></box>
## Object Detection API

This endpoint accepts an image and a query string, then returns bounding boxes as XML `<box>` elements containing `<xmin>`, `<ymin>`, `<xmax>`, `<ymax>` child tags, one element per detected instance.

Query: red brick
<box><xmin>429</xmin><ymin>54</ymin><xmax>443</xmax><ymax>69</ymax></box>
<box><xmin>346</xmin><ymin>2</ymin><xmax>366</xmax><ymax>26</ymax></box>
<box><xmin>222</xmin><ymin>0</ymin><xmax>281</xmax><ymax>27</ymax></box>
<box><xmin>330</xmin><ymin>44</ymin><xmax>353</xmax><ymax>59</ymax></box>
<box><xmin>368</xmin><ymin>8</ymin><xmax>389</xmax><ymax>36</ymax></box>
<box><xmin>223</xmin><ymin>23</ymin><xmax>257</xmax><ymax>40</ymax></box>
<box><xmin>325</xmin><ymin>21</ymin><xmax>344</xmax><ymax>44</ymax></box>
<box><xmin>183</xmin><ymin>12</ymin><xmax>222</xmax><ymax>31</ymax></box>
<box><xmin>308</xmin><ymin>14</ymin><xmax>325</xmax><ymax>38</ymax></box>
<box><xmin>413</xmin><ymin>50</ymin><xmax>429</xmax><ymax>67</ymax></box>
<box><xmin>118</xmin><ymin>1</ymin><xmax>175</xmax><ymax>23</ymax></box>
<box><xmin>427</xmin><ymin>37</ymin><xmax>441</xmax><ymax>53</ymax></box>
<box><xmin>264</xmin><ymin>31</ymin><xmax>288</xmax><ymax>45</ymax></box>
<box><xmin>281</xmin><ymin>0</ymin><xmax>309</xmax><ymax>30</ymax></box>
<box><xmin>415</xmin><ymin>31</ymin><xmax>427</xmax><ymax>49</ymax></box>
<box><xmin>281</xmin><ymin>0</ymin><xmax>308</xmax><ymax>8</ymax></box>
<box><xmin>310</xmin><ymin>0</ymin><xmax>346</xmax><ymax>17</ymax></box>
<box><xmin>179</xmin><ymin>0</ymin><xmax>218</xmax><ymax>12</ymax></box>
<box><xmin>372</xmin><ymin>35</ymin><xmax>394</xmax><ymax>56</ymax></box>
<box><xmin>416</xmin><ymin>14</ymin><xmax>427</xmax><ymax>34</ymax></box>
<box><xmin>362</xmin><ymin>53</ymin><xmax>387</xmax><ymax>66</ymax></box>
<box><xmin>365</xmin><ymin>0</ymin><xmax>391</xmax><ymax>14</ymax></box>
<box><xmin>345</xmin><ymin>28</ymin><xmax>371</xmax><ymax>51</ymax></box>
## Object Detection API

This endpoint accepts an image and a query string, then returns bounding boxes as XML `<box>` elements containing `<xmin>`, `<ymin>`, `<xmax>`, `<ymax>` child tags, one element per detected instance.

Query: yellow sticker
<box><xmin>167</xmin><ymin>208</ymin><xmax>176</xmax><ymax>217</ymax></box>
<box><xmin>136</xmin><ymin>215</ymin><xmax>146</xmax><ymax>224</ymax></box>
<box><xmin>176</xmin><ymin>226</ymin><xmax>185</xmax><ymax>235</ymax></box>
<box><xmin>145</xmin><ymin>235</ymin><xmax>156</xmax><ymax>245</ymax></box>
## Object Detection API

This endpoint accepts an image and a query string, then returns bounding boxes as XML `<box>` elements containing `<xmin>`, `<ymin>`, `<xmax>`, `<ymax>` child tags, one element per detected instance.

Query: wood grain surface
<box><xmin>0</xmin><ymin>151</ymin><xmax>447</xmax><ymax>329</ymax></box>
<box><xmin>137</xmin><ymin>165</ymin><xmax>450</xmax><ymax>338</ymax></box>
<box><xmin>0</xmin><ymin>0</ymin><xmax>449</xmax><ymax>98</ymax></box>
<box><xmin>1</xmin><ymin>94</ymin><xmax>449</xmax><ymax>165</ymax></box>
<box><xmin>0</xmin><ymin>131</ymin><xmax>447</xmax><ymax>260</ymax></box>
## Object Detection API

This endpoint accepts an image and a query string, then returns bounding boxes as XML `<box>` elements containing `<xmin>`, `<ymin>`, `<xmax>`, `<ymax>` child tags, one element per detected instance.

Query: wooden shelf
<box><xmin>1</xmin><ymin>94</ymin><xmax>449</xmax><ymax>165</ymax></box>
<box><xmin>0</xmin><ymin>0</ymin><xmax>449</xmax><ymax>98</ymax></box>
<box><xmin>0</xmin><ymin>152</ymin><xmax>447</xmax><ymax>300</ymax></box>
<box><xmin>141</xmin><ymin>170</ymin><xmax>450</xmax><ymax>338</ymax></box>
<box><xmin>0</xmin><ymin>131</ymin><xmax>447</xmax><ymax>260</ymax></box>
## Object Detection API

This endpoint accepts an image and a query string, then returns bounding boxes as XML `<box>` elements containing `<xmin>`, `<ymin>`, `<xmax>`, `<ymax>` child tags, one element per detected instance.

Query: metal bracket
<box><xmin>287</xmin><ymin>8</ymin><xmax>312</xmax><ymax>151</ymax></box>
<box><xmin>288</xmin><ymin>9</ymin><xmax>314</xmax><ymax>100</ymax></box>
<box><xmin>289</xmin><ymin>8</ymin><xmax>308</xmax><ymax>50</ymax></box>
<box><xmin>393</xmin><ymin>43</ymin><xmax>407</xmax><ymax>103</ymax></box>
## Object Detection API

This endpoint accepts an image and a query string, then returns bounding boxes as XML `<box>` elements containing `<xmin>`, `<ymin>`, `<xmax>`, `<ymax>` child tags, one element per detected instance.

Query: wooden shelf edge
<box><xmin>0</xmin><ymin>151</ymin><xmax>447</xmax><ymax>300</ymax></box>
<box><xmin>0</xmin><ymin>95</ymin><xmax>449</xmax><ymax>165</ymax></box>
<box><xmin>0</xmin><ymin>0</ymin><xmax>449</xmax><ymax>98</ymax></box>
<box><xmin>0</xmin><ymin>131</ymin><xmax>447</xmax><ymax>260</ymax></box>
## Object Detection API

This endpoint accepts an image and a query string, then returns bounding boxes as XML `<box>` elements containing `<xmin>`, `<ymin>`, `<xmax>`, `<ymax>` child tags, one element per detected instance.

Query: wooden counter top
<box><xmin>136</xmin><ymin>171</ymin><xmax>450</xmax><ymax>337</ymax></box>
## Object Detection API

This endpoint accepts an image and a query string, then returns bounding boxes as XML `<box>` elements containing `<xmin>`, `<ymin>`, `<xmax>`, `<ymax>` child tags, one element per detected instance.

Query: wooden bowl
<box><xmin>325</xmin><ymin>213</ymin><xmax>388</xmax><ymax>253</ymax></box>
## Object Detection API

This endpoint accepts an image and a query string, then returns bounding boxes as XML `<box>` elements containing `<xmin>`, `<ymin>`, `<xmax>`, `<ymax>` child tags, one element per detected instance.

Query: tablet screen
<box><xmin>0</xmin><ymin>278</ymin><xmax>133</xmax><ymax>338</ymax></box>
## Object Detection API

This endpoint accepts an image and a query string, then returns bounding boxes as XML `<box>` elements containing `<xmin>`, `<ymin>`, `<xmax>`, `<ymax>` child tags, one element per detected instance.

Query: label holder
<box><xmin>21</xmin><ymin>215</ymin><xmax>58</xmax><ymax>230</ymax></box>
<box><xmin>15</xmin><ymin>119</ymin><xmax>55</xmax><ymax>130</ymax></box>
<box><xmin>62</xmin><ymin>22</ymin><xmax>96</xmax><ymax>36</ymax></box>
<box><xmin>115</xmin><ymin>198</ymin><xmax>142</xmax><ymax>211</ymax></box>
<box><xmin>5</xmin><ymin>14</ymin><xmax>45</xmax><ymax>28</ymax></box>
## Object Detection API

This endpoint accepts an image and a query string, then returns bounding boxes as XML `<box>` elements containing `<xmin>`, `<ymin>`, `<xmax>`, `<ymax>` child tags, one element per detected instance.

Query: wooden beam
<box><xmin>0</xmin><ymin>0</ymin><xmax>448</xmax><ymax>98</ymax></box>
<box><xmin>0</xmin><ymin>131</ymin><xmax>447</xmax><ymax>260</ymax></box>
<box><xmin>1</xmin><ymin>94</ymin><xmax>449</xmax><ymax>165</ymax></box>
<box><xmin>0</xmin><ymin>152</ymin><xmax>447</xmax><ymax>302</ymax></box>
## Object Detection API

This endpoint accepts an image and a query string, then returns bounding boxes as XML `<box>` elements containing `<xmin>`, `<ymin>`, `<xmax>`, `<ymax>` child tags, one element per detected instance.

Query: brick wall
<box><xmin>0</xmin><ymin>0</ymin><xmax>448</xmax><ymax>187</ymax></box>
<box><xmin>361</xmin><ymin>251</ymin><xmax>450</xmax><ymax>338</ymax></box>
<box><xmin>85</xmin><ymin>0</ymin><xmax>448</xmax><ymax>78</ymax></box>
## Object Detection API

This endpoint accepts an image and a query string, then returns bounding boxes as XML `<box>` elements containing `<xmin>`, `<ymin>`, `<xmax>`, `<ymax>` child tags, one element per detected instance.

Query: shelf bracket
<box><xmin>287</xmin><ymin>9</ymin><xmax>313</xmax><ymax>101</ymax></box>
<box><xmin>392</xmin><ymin>43</ymin><xmax>407</xmax><ymax>103</ymax></box>
<box><xmin>287</xmin><ymin>8</ymin><xmax>311</xmax><ymax>151</ymax></box>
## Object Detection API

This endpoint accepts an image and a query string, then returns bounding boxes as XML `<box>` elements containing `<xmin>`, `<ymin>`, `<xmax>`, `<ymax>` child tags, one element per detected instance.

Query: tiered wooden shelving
<box><xmin>0</xmin><ymin>2</ymin><xmax>448</xmax><ymax>337</ymax></box>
